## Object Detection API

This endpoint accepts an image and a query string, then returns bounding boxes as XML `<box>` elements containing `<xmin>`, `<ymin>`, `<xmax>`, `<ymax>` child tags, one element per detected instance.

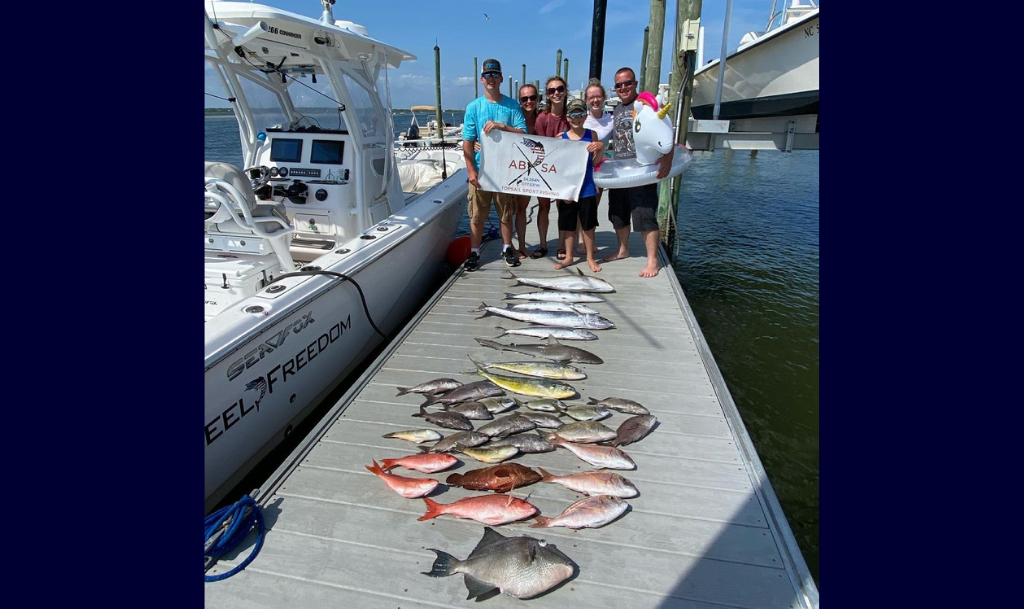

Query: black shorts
<box><xmin>557</xmin><ymin>196</ymin><xmax>598</xmax><ymax>232</ymax></box>
<box><xmin>608</xmin><ymin>183</ymin><xmax>659</xmax><ymax>232</ymax></box>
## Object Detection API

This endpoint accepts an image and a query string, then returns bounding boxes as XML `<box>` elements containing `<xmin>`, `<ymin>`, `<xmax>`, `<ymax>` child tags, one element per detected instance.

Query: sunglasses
<box><xmin>566</xmin><ymin>110</ymin><xmax>587</xmax><ymax>119</ymax></box>
<box><xmin>613</xmin><ymin>79</ymin><xmax>636</xmax><ymax>89</ymax></box>
<box><xmin>586</xmin><ymin>96</ymin><xmax>604</xmax><ymax>102</ymax></box>
<box><xmin>546</xmin><ymin>85</ymin><xmax>565</xmax><ymax>94</ymax></box>
<box><xmin>482</xmin><ymin>72</ymin><xmax>501</xmax><ymax>79</ymax></box>
<box><xmin>519</xmin><ymin>94</ymin><xmax>539</xmax><ymax>103</ymax></box>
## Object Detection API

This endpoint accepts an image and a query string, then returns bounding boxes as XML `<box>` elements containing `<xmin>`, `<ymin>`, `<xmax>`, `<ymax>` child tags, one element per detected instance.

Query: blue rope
<box><xmin>204</xmin><ymin>493</ymin><xmax>266</xmax><ymax>582</ymax></box>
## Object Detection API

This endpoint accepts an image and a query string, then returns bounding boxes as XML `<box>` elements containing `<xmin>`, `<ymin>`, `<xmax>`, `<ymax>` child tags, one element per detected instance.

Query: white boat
<box><xmin>690</xmin><ymin>1</ymin><xmax>818</xmax><ymax>120</ymax></box>
<box><xmin>203</xmin><ymin>0</ymin><xmax>467</xmax><ymax>513</ymax></box>
<box><xmin>394</xmin><ymin>106</ymin><xmax>464</xmax><ymax>193</ymax></box>
<box><xmin>396</xmin><ymin>105</ymin><xmax>462</xmax><ymax>147</ymax></box>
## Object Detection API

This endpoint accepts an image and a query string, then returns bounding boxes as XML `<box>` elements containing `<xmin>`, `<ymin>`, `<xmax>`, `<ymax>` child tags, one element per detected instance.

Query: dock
<box><xmin>205</xmin><ymin>225</ymin><xmax>819</xmax><ymax>609</ymax></box>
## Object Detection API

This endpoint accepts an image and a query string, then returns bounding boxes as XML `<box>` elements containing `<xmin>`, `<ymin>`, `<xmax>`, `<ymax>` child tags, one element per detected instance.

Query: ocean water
<box><xmin>205</xmin><ymin>113</ymin><xmax>820</xmax><ymax>584</ymax></box>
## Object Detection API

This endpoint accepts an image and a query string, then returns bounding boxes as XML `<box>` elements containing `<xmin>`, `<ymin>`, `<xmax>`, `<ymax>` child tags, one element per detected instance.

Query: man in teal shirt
<box><xmin>462</xmin><ymin>58</ymin><xmax>527</xmax><ymax>271</ymax></box>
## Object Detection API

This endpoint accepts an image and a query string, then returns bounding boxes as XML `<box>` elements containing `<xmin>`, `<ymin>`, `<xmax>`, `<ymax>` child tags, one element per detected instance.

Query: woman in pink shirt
<box><xmin>530</xmin><ymin>76</ymin><xmax>569</xmax><ymax>259</ymax></box>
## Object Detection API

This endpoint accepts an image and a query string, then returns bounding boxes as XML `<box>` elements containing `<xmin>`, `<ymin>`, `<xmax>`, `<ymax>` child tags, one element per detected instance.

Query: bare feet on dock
<box><xmin>639</xmin><ymin>263</ymin><xmax>660</xmax><ymax>278</ymax></box>
<box><xmin>587</xmin><ymin>259</ymin><xmax>603</xmax><ymax>272</ymax></box>
<box><xmin>602</xmin><ymin>251</ymin><xmax>629</xmax><ymax>263</ymax></box>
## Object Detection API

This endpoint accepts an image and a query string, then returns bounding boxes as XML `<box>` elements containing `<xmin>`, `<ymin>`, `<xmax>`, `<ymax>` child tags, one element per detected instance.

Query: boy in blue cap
<box><xmin>462</xmin><ymin>58</ymin><xmax>527</xmax><ymax>271</ymax></box>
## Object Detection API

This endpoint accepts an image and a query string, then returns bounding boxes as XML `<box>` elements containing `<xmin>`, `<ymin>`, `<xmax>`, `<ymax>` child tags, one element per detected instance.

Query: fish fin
<box><xmin>365</xmin><ymin>460</ymin><xmax>383</xmax><ymax>476</ymax></box>
<box><xmin>445</xmin><ymin>472</ymin><xmax>464</xmax><ymax>485</ymax></box>
<box><xmin>379</xmin><ymin>458</ymin><xmax>398</xmax><ymax>471</ymax></box>
<box><xmin>412</xmin><ymin>406</ymin><xmax>427</xmax><ymax>418</ymax></box>
<box><xmin>529</xmin><ymin>515</ymin><xmax>553</xmax><ymax>528</ymax></box>
<box><xmin>421</xmin><ymin>549</ymin><xmax>458</xmax><ymax>577</ymax></box>
<box><xmin>463</xmin><ymin>574</ymin><xmax>499</xmax><ymax>600</ymax></box>
<box><xmin>537</xmin><ymin>467</ymin><xmax>555</xmax><ymax>482</ymax></box>
<box><xmin>395</xmin><ymin>386</ymin><xmax>411</xmax><ymax>396</ymax></box>
<box><xmin>576</xmin><ymin>268</ymin><xmax>585</xmax><ymax>276</ymax></box>
<box><xmin>587</xmin><ymin>396</ymin><xmax>599</xmax><ymax>405</ymax></box>
<box><xmin>493</xmin><ymin>326</ymin><xmax>508</xmax><ymax>337</ymax></box>
<box><xmin>417</xmin><ymin>445</ymin><xmax>434</xmax><ymax>453</ymax></box>
<box><xmin>418</xmin><ymin>497</ymin><xmax>445</xmax><ymax>521</ymax></box>
<box><xmin>420</xmin><ymin>394</ymin><xmax>439</xmax><ymax>407</ymax></box>
<box><xmin>468</xmin><ymin>527</ymin><xmax>508</xmax><ymax>559</ymax></box>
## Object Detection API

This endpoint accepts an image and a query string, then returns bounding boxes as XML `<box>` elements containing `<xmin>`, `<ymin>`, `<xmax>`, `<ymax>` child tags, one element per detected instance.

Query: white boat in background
<box><xmin>691</xmin><ymin>1</ymin><xmax>818</xmax><ymax>120</ymax></box>
<box><xmin>397</xmin><ymin>105</ymin><xmax>462</xmax><ymax>147</ymax></box>
<box><xmin>394</xmin><ymin>105</ymin><xmax>464</xmax><ymax>193</ymax></box>
<box><xmin>204</xmin><ymin>0</ymin><xmax>467</xmax><ymax>513</ymax></box>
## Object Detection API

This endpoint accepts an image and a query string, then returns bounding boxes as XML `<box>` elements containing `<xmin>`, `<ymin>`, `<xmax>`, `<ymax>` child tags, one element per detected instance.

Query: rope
<box><xmin>204</xmin><ymin>493</ymin><xmax>266</xmax><ymax>582</ymax></box>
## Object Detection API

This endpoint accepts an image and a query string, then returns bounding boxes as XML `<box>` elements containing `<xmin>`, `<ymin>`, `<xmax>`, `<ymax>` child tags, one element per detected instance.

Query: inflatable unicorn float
<box><xmin>593</xmin><ymin>91</ymin><xmax>693</xmax><ymax>189</ymax></box>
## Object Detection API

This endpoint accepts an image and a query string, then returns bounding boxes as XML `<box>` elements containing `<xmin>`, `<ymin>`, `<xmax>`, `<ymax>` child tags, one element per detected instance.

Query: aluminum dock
<box><xmin>205</xmin><ymin>226</ymin><xmax>819</xmax><ymax>609</ymax></box>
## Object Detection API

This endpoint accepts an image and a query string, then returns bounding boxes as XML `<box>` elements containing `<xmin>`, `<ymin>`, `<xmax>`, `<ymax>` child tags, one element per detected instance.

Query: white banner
<box><xmin>478</xmin><ymin>130</ymin><xmax>590</xmax><ymax>200</ymax></box>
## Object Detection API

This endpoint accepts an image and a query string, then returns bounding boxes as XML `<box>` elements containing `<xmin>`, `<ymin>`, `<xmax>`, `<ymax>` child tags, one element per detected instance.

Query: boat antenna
<box><xmin>320</xmin><ymin>0</ymin><xmax>336</xmax><ymax>25</ymax></box>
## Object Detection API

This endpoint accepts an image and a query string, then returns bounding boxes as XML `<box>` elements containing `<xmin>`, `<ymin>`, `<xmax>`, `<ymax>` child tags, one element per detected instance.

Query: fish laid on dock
<box><xmin>380</xmin><ymin>453</ymin><xmax>460</xmax><ymax>474</ymax></box>
<box><xmin>587</xmin><ymin>396</ymin><xmax>650</xmax><ymax>415</ymax></box>
<box><xmin>382</xmin><ymin>429</ymin><xmax>444</xmax><ymax>443</ymax></box>
<box><xmin>529</xmin><ymin>495</ymin><xmax>630</xmax><ymax>529</ymax></box>
<box><xmin>549</xmin><ymin>420</ymin><xmax>618</xmax><ymax>443</ymax></box>
<box><xmin>395</xmin><ymin>378</ymin><xmax>463</xmax><ymax>397</ymax></box>
<box><xmin>445</xmin><ymin>463</ymin><xmax>542</xmax><ymax>492</ymax></box>
<box><xmin>476</xmin><ymin>337</ymin><xmax>604</xmax><ymax>364</ymax></box>
<box><xmin>443</xmin><ymin>401</ymin><xmax>494</xmax><ymax>420</ymax></box>
<box><xmin>476</xmin><ymin>414</ymin><xmax>538</xmax><ymax>438</ymax></box>
<box><xmin>610</xmin><ymin>414</ymin><xmax>659</xmax><ymax>446</ymax></box>
<box><xmin>423</xmin><ymin>527</ymin><xmax>577</xmax><ymax>600</ymax></box>
<box><xmin>365</xmin><ymin>460</ymin><xmax>440</xmax><ymax>498</ymax></box>
<box><xmin>472</xmin><ymin>303</ymin><xmax>614</xmax><ymax>330</ymax></box>
<box><xmin>505</xmin><ymin>291</ymin><xmax>604</xmax><ymax>304</ymax></box>
<box><xmin>453</xmin><ymin>443</ymin><xmax>519</xmax><ymax>464</ymax></box>
<box><xmin>419</xmin><ymin>494</ymin><xmax>538</xmax><ymax>526</ymax></box>
<box><xmin>419</xmin><ymin>431</ymin><xmax>490</xmax><ymax>453</ymax></box>
<box><xmin>487</xmin><ymin>433</ymin><xmax>555</xmax><ymax>453</ymax></box>
<box><xmin>494</xmin><ymin>325</ymin><xmax>599</xmax><ymax>341</ymax></box>
<box><xmin>547</xmin><ymin>436</ymin><xmax>637</xmax><ymax>470</ymax></box>
<box><xmin>562</xmin><ymin>405</ymin><xmax>612</xmax><ymax>421</ymax></box>
<box><xmin>469</xmin><ymin>356</ymin><xmax>578</xmax><ymax>399</ymax></box>
<box><xmin>472</xmin><ymin>360</ymin><xmax>587</xmax><ymax>381</ymax></box>
<box><xmin>505</xmin><ymin>268</ymin><xmax>615</xmax><ymax>293</ymax></box>
<box><xmin>412</xmin><ymin>406</ymin><xmax>474</xmax><ymax>431</ymax></box>
<box><xmin>477</xmin><ymin>396</ymin><xmax>521</xmax><ymax>414</ymax></box>
<box><xmin>508</xmin><ymin>302</ymin><xmax>599</xmax><ymax>315</ymax></box>
<box><xmin>517</xmin><ymin>411</ymin><xmax>565</xmax><ymax>429</ymax></box>
<box><xmin>524</xmin><ymin>398</ymin><xmax>568</xmax><ymax>412</ymax></box>
<box><xmin>420</xmin><ymin>380</ymin><xmax>504</xmax><ymax>406</ymax></box>
<box><xmin>536</xmin><ymin>467</ymin><xmax>639</xmax><ymax>498</ymax></box>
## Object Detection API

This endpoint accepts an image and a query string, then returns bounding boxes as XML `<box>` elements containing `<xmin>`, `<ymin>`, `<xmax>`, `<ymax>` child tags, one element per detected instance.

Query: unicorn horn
<box><xmin>657</xmin><ymin>101</ymin><xmax>673</xmax><ymax>120</ymax></box>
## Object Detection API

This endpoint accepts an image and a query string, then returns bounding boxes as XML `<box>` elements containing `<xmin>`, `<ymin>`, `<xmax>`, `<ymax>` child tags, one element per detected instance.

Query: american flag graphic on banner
<box><xmin>522</xmin><ymin>137</ymin><xmax>546</xmax><ymax>165</ymax></box>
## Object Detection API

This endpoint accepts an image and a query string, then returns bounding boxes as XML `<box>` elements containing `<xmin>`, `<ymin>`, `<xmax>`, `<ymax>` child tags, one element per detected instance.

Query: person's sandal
<box><xmin>556</xmin><ymin>249</ymin><xmax>566</xmax><ymax>260</ymax></box>
<box><xmin>530</xmin><ymin>247</ymin><xmax>548</xmax><ymax>259</ymax></box>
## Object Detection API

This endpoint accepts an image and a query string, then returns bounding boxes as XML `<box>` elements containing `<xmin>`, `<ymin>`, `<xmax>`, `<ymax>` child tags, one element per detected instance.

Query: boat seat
<box><xmin>205</xmin><ymin>161</ymin><xmax>296</xmax><ymax>270</ymax></box>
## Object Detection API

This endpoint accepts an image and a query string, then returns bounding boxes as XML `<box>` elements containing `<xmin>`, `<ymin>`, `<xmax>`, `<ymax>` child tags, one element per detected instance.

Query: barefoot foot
<box><xmin>602</xmin><ymin>251</ymin><xmax>629</xmax><ymax>263</ymax></box>
<box><xmin>639</xmin><ymin>263</ymin><xmax>659</xmax><ymax>278</ymax></box>
<box><xmin>587</xmin><ymin>259</ymin><xmax>603</xmax><ymax>272</ymax></box>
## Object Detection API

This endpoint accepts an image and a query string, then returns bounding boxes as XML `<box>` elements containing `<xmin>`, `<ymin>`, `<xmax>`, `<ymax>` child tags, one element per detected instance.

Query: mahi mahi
<box><xmin>469</xmin><ymin>356</ymin><xmax>577</xmax><ymax>399</ymax></box>
<box><xmin>423</xmin><ymin>527</ymin><xmax>577</xmax><ymax>600</ymax></box>
<box><xmin>474</xmin><ymin>360</ymin><xmax>587</xmax><ymax>381</ymax></box>
<box><xmin>476</xmin><ymin>336</ymin><xmax>604</xmax><ymax>364</ymax></box>
<box><xmin>505</xmin><ymin>268</ymin><xmax>615</xmax><ymax>293</ymax></box>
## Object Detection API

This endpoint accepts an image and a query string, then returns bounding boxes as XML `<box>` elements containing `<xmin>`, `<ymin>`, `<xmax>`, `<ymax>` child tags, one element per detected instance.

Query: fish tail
<box><xmin>494</xmin><ymin>326</ymin><xmax>509</xmax><ymax>337</ymax></box>
<box><xmin>365</xmin><ymin>460</ymin><xmax>384</xmax><ymax>476</ymax></box>
<box><xmin>421</xmin><ymin>549</ymin><xmax>459</xmax><ymax>577</ymax></box>
<box><xmin>587</xmin><ymin>397</ymin><xmax>599</xmax><ymax>405</ymax></box>
<box><xmin>395</xmin><ymin>386</ymin><xmax>412</xmax><ymax>396</ymax></box>
<box><xmin>420</xmin><ymin>394</ymin><xmax>439</xmax><ymax>407</ymax></box>
<box><xmin>529</xmin><ymin>515</ymin><xmax>555</xmax><ymax>528</ymax></box>
<box><xmin>411</xmin><ymin>406</ymin><xmax>426</xmax><ymax>418</ymax></box>
<box><xmin>416</xmin><ymin>445</ymin><xmax>433</xmax><ymax>453</ymax></box>
<box><xmin>418</xmin><ymin>497</ymin><xmax>446</xmax><ymax>521</ymax></box>
<box><xmin>379</xmin><ymin>458</ymin><xmax>399</xmax><ymax>471</ymax></box>
<box><xmin>537</xmin><ymin>467</ymin><xmax>556</xmax><ymax>482</ymax></box>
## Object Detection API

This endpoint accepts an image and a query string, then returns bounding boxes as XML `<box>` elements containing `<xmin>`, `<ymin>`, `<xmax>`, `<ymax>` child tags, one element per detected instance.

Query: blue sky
<box><xmin>206</xmin><ymin>0</ymin><xmax>814</xmax><ymax>109</ymax></box>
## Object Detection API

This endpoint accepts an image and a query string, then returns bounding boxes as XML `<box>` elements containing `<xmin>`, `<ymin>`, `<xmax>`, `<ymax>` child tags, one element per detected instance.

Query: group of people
<box><xmin>461</xmin><ymin>58</ymin><xmax>674</xmax><ymax>278</ymax></box>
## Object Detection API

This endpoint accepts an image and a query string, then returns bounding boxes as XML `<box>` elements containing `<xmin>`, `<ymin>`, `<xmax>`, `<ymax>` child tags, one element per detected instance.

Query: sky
<box><xmin>205</xmin><ymin>0</ymin><xmax>817</xmax><ymax>109</ymax></box>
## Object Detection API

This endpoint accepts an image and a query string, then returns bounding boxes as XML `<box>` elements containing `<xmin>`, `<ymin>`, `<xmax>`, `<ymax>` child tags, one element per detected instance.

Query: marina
<box><xmin>204</xmin><ymin>222</ymin><xmax>817</xmax><ymax>608</ymax></box>
<box><xmin>204</xmin><ymin>0</ymin><xmax>819</xmax><ymax>601</ymax></box>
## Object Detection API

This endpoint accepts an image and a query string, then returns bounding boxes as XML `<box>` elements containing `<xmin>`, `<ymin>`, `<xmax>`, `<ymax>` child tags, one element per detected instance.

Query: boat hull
<box><xmin>204</xmin><ymin>173</ymin><xmax>466</xmax><ymax>513</ymax></box>
<box><xmin>691</xmin><ymin>11</ymin><xmax>818</xmax><ymax>121</ymax></box>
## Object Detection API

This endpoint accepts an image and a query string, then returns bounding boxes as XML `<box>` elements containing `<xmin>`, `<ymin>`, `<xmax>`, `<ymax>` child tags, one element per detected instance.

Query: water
<box><xmin>204</xmin><ymin>114</ymin><xmax>819</xmax><ymax>585</ymax></box>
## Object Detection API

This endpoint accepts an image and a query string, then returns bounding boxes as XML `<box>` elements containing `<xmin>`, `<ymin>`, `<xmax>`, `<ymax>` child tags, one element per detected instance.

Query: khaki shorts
<box><xmin>468</xmin><ymin>183</ymin><xmax>516</xmax><ymax>224</ymax></box>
